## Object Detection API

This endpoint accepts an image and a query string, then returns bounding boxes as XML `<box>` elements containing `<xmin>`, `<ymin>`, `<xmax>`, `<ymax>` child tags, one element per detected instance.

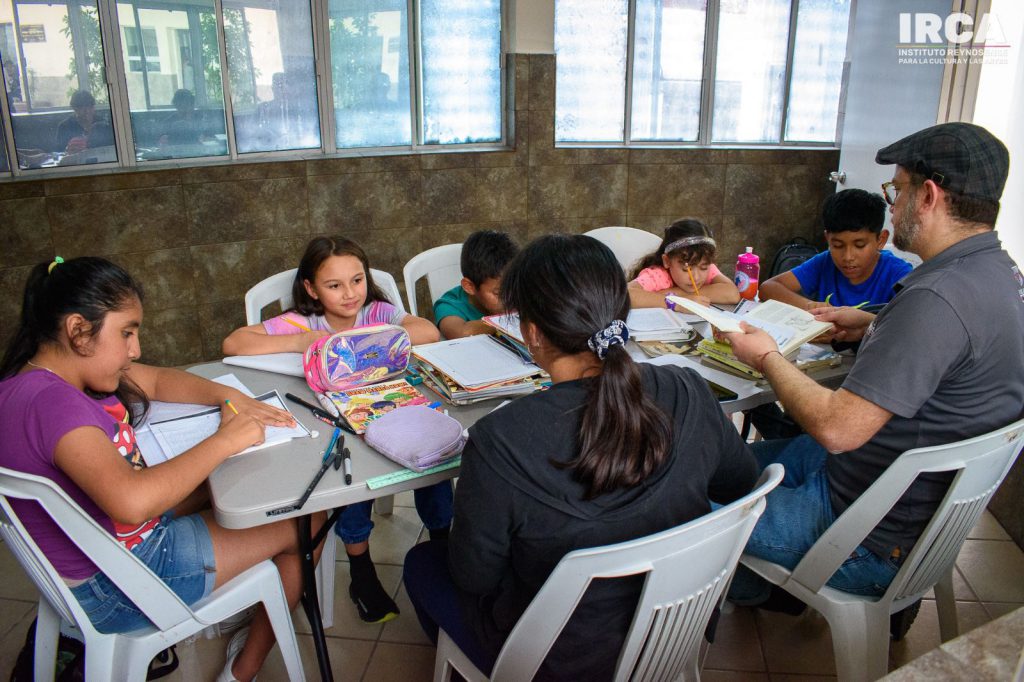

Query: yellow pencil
<box><xmin>686</xmin><ymin>264</ymin><xmax>702</xmax><ymax>296</ymax></box>
<box><xmin>225</xmin><ymin>399</ymin><xmax>239</xmax><ymax>415</ymax></box>
<box><xmin>282</xmin><ymin>316</ymin><xmax>311</xmax><ymax>332</ymax></box>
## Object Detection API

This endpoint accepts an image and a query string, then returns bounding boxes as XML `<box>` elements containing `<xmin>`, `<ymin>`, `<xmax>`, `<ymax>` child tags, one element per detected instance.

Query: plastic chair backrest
<box><xmin>0</xmin><ymin>467</ymin><xmax>195</xmax><ymax>632</ymax></box>
<box><xmin>583</xmin><ymin>227</ymin><xmax>663</xmax><ymax>275</ymax></box>
<box><xmin>244</xmin><ymin>268</ymin><xmax>406</xmax><ymax>325</ymax></box>
<box><xmin>402</xmin><ymin>244</ymin><xmax>463</xmax><ymax>317</ymax></box>
<box><xmin>489</xmin><ymin>464</ymin><xmax>784</xmax><ymax>681</ymax></box>
<box><xmin>787</xmin><ymin>418</ymin><xmax>1024</xmax><ymax>600</ymax></box>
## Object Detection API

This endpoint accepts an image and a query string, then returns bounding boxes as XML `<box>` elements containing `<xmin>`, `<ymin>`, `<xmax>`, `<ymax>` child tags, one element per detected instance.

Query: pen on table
<box><xmin>686</xmin><ymin>264</ymin><xmax>702</xmax><ymax>296</ymax></box>
<box><xmin>282</xmin><ymin>317</ymin><xmax>312</xmax><ymax>332</ymax></box>
<box><xmin>322</xmin><ymin>427</ymin><xmax>341</xmax><ymax>464</ymax></box>
<box><xmin>285</xmin><ymin>392</ymin><xmax>356</xmax><ymax>434</ymax></box>
<box><xmin>224</xmin><ymin>399</ymin><xmax>239</xmax><ymax>415</ymax></box>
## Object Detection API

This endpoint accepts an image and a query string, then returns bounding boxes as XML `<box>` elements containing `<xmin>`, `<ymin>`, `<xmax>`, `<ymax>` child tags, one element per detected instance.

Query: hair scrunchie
<box><xmin>47</xmin><ymin>256</ymin><xmax>64</xmax><ymax>274</ymax></box>
<box><xmin>588</xmin><ymin>319</ymin><xmax>629</xmax><ymax>360</ymax></box>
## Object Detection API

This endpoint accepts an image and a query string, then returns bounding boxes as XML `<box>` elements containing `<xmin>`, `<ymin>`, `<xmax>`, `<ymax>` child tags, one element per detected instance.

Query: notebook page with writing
<box><xmin>149</xmin><ymin>390</ymin><xmax>309</xmax><ymax>461</ymax></box>
<box><xmin>137</xmin><ymin>374</ymin><xmax>256</xmax><ymax>465</ymax></box>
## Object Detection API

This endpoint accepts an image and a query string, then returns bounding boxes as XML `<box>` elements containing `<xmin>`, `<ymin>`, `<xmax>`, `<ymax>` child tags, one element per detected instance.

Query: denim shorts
<box><xmin>70</xmin><ymin>512</ymin><xmax>216</xmax><ymax>634</ymax></box>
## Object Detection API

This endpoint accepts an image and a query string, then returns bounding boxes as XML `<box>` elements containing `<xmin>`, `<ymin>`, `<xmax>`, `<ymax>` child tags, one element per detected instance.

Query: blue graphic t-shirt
<box><xmin>792</xmin><ymin>249</ymin><xmax>913</xmax><ymax>307</ymax></box>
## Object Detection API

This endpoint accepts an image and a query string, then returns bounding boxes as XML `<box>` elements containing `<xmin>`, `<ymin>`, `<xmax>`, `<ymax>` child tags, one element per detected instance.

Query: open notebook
<box><xmin>138</xmin><ymin>380</ymin><xmax>308</xmax><ymax>465</ymax></box>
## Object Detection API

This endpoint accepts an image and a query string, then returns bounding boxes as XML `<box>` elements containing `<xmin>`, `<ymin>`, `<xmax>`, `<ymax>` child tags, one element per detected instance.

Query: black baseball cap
<box><xmin>875</xmin><ymin>122</ymin><xmax>1009</xmax><ymax>203</ymax></box>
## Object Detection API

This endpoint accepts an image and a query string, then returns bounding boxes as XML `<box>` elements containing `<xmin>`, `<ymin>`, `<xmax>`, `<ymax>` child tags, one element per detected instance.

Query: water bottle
<box><xmin>735</xmin><ymin>247</ymin><xmax>760</xmax><ymax>301</ymax></box>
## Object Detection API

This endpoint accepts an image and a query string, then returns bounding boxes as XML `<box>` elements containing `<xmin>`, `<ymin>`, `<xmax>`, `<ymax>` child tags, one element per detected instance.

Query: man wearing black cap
<box><xmin>725</xmin><ymin>123</ymin><xmax>1024</xmax><ymax>619</ymax></box>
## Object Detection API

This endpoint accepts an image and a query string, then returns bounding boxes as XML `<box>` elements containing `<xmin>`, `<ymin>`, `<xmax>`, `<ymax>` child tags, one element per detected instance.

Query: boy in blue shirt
<box><xmin>434</xmin><ymin>230</ymin><xmax>519</xmax><ymax>338</ymax></box>
<box><xmin>760</xmin><ymin>189</ymin><xmax>912</xmax><ymax>309</ymax></box>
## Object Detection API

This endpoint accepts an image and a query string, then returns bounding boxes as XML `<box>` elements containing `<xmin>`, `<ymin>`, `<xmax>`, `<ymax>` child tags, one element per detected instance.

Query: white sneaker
<box><xmin>215</xmin><ymin>627</ymin><xmax>254</xmax><ymax>682</ymax></box>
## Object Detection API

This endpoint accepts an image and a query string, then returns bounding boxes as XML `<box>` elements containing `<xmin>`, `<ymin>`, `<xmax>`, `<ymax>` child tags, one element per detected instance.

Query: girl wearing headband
<box><xmin>403</xmin><ymin>234</ymin><xmax>757</xmax><ymax>678</ymax></box>
<box><xmin>628</xmin><ymin>218</ymin><xmax>740</xmax><ymax>308</ymax></box>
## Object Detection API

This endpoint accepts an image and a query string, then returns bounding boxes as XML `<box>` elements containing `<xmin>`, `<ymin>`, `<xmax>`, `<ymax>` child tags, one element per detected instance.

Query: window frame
<box><xmin>0</xmin><ymin>0</ymin><xmax>511</xmax><ymax>179</ymax></box>
<box><xmin>556</xmin><ymin>0</ymin><xmax>851</xmax><ymax>149</ymax></box>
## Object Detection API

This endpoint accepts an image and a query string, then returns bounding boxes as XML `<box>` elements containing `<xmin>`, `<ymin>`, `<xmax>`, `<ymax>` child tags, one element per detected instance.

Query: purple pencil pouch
<box><xmin>363</xmin><ymin>405</ymin><xmax>466</xmax><ymax>472</ymax></box>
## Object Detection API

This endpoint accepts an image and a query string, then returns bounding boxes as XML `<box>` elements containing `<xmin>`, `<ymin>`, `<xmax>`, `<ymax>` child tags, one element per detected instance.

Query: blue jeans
<box><xmin>729</xmin><ymin>435</ymin><xmax>901</xmax><ymax>604</ymax></box>
<box><xmin>70</xmin><ymin>513</ymin><xmax>216</xmax><ymax>634</ymax></box>
<box><xmin>335</xmin><ymin>480</ymin><xmax>454</xmax><ymax>545</ymax></box>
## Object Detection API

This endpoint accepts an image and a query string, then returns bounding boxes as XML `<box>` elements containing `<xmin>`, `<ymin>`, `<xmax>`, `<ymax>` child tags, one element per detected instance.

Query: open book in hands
<box><xmin>665</xmin><ymin>296</ymin><xmax>833</xmax><ymax>358</ymax></box>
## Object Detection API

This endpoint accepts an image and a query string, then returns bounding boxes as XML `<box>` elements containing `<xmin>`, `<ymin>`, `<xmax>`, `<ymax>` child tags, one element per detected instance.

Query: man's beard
<box><xmin>892</xmin><ymin>195</ymin><xmax>920</xmax><ymax>252</ymax></box>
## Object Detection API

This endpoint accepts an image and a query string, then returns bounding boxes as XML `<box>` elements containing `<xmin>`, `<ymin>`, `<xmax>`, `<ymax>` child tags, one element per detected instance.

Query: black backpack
<box><xmin>769</xmin><ymin>237</ymin><xmax>819</xmax><ymax>278</ymax></box>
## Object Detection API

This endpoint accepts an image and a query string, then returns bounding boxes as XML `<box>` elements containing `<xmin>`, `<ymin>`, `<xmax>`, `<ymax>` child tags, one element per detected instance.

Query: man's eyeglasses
<box><xmin>881</xmin><ymin>181</ymin><xmax>901</xmax><ymax>206</ymax></box>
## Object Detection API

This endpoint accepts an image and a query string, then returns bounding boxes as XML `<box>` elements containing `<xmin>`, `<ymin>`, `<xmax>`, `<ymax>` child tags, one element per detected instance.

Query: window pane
<box><xmin>224</xmin><ymin>1</ymin><xmax>321</xmax><ymax>153</ymax></box>
<box><xmin>117</xmin><ymin>0</ymin><xmax>228</xmax><ymax>161</ymax></box>
<box><xmin>420</xmin><ymin>0</ymin><xmax>501</xmax><ymax>145</ymax></box>
<box><xmin>631</xmin><ymin>0</ymin><xmax>705</xmax><ymax>142</ymax></box>
<box><xmin>329</xmin><ymin>0</ymin><xmax>411</xmax><ymax>148</ymax></box>
<box><xmin>3</xmin><ymin>0</ymin><xmax>117</xmax><ymax>168</ymax></box>
<box><xmin>785</xmin><ymin>0</ymin><xmax>849</xmax><ymax>142</ymax></box>
<box><xmin>712</xmin><ymin>0</ymin><xmax>791</xmax><ymax>143</ymax></box>
<box><xmin>0</xmin><ymin>119</ymin><xmax>8</xmax><ymax>172</ymax></box>
<box><xmin>555</xmin><ymin>0</ymin><xmax>627</xmax><ymax>142</ymax></box>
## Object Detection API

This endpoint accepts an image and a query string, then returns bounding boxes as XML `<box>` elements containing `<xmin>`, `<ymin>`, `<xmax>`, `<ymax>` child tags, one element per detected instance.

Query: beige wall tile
<box><xmin>110</xmin><ymin>247</ymin><xmax>196</xmax><ymax>311</ymax></box>
<box><xmin>186</xmin><ymin>176</ymin><xmax>309</xmax><ymax>244</ymax></box>
<box><xmin>308</xmin><ymin>171</ymin><xmax>421</xmax><ymax>232</ymax></box>
<box><xmin>421</xmin><ymin>167</ymin><xmax>527</xmax><ymax>225</ymax></box>
<box><xmin>628</xmin><ymin>163</ymin><xmax>726</xmax><ymax>217</ymax></box>
<box><xmin>139</xmin><ymin>306</ymin><xmax>203</xmax><ymax>367</ymax></box>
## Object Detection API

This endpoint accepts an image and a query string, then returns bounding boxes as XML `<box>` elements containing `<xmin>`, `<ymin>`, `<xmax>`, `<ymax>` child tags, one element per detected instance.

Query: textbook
<box><xmin>412</xmin><ymin>334</ymin><xmax>547</xmax><ymax>405</ymax></box>
<box><xmin>696</xmin><ymin>339</ymin><xmax>841</xmax><ymax>380</ymax></box>
<box><xmin>323</xmin><ymin>379</ymin><xmax>429</xmax><ymax>434</ymax></box>
<box><xmin>626</xmin><ymin>307</ymin><xmax>695</xmax><ymax>342</ymax></box>
<box><xmin>666</xmin><ymin>296</ymin><xmax>833</xmax><ymax>357</ymax></box>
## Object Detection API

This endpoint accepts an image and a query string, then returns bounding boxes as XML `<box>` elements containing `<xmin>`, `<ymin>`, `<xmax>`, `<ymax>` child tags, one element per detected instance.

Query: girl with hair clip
<box><xmin>0</xmin><ymin>257</ymin><xmax>329</xmax><ymax>682</ymax></box>
<box><xmin>628</xmin><ymin>218</ymin><xmax>740</xmax><ymax>308</ymax></box>
<box><xmin>224</xmin><ymin>236</ymin><xmax>445</xmax><ymax>625</ymax></box>
<box><xmin>402</xmin><ymin>234</ymin><xmax>758</xmax><ymax>680</ymax></box>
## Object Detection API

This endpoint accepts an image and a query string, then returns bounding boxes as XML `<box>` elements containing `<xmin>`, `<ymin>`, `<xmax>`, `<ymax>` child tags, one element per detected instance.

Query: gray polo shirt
<box><xmin>830</xmin><ymin>231</ymin><xmax>1024</xmax><ymax>559</ymax></box>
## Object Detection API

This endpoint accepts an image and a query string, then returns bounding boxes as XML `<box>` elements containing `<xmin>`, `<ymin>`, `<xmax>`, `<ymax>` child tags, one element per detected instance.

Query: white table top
<box><xmin>198</xmin><ymin>351</ymin><xmax>851</xmax><ymax>530</ymax></box>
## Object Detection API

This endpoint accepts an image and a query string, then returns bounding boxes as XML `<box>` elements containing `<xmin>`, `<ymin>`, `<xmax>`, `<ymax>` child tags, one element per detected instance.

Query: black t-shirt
<box><xmin>833</xmin><ymin>231</ymin><xmax>1024</xmax><ymax>558</ymax></box>
<box><xmin>449</xmin><ymin>363</ymin><xmax>758</xmax><ymax>680</ymax></box>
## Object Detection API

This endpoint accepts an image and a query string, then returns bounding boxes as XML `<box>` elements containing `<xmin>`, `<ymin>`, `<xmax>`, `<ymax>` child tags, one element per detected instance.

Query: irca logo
<box><xmin>898</xmin><ymin>12</ymin><xmax>1008</xmax><ymax>45</ymax></box>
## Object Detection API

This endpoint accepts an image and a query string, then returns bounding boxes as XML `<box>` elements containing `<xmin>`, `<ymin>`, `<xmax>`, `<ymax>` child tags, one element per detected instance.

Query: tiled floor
<box><xmin>1</xmin><ymin>493</ymin><xmax>1021</xmax><ymax>681</ymax></box>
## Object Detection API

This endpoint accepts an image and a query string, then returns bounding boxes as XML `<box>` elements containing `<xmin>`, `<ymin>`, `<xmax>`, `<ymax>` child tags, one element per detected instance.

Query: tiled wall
<box><xmin>0</xmin><ymin>54</ymin><xmax>839</xmax><ymax>367</ymax></box>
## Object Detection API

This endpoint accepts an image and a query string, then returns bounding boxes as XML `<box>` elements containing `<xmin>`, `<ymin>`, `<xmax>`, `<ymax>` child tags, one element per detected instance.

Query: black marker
<box><xmin>285</xmin><ymin>392</ymin><xmax>356</xmax><ymax>435</ymax></box>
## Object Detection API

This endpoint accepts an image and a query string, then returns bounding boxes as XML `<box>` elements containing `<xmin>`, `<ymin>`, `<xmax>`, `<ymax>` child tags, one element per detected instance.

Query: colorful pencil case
<box><xmin>363</xmin><ymin>405</ymin><xmax>466</xmax><ymax>472</ymax></box>
<box><xmin>303</xmin><ymin>324</ymin><xmax>411</xmax><ymax>393</ymax></box>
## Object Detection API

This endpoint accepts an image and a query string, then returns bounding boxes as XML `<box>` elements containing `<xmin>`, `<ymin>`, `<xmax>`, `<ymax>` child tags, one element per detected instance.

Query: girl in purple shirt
<box><xmin>0</xmin><ymin>257</ymin><xmax>328</xmax><ymax>682</ymax></box>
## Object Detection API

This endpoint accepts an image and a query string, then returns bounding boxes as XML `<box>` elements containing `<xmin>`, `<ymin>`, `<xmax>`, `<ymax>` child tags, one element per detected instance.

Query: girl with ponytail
<box><xmin>0</xmin><ymin>257</ymin><xmax>327</xmax><ymax>682</ymax></box>
<box><xmin>403</xmin><ymin>234</ymin><xmax>758</xmax><ymax>679</ymax></box>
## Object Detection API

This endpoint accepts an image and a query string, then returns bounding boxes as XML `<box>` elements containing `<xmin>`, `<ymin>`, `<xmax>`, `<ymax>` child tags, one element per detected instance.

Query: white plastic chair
<box><xmin>244</xmin><ymin>267</ymin><xmax>406</xmax><ymax>325</ymax></box>
<box><xmin>583</xmin><ymin>226</ymin><xmax>663</xmax><ymax>275</ymax></box>
<box><xmin>402</xmin><ymin>243</ymin><xmax>463</xmax><ymax>317</ymax></box>
<box><xmin>0</xmin><ymin>467</ymin><xmax>305</xmax><ymax>681</ymax></box>
<box><xmin>741</xmin><ymin>418</ymin><xmax>1024</xmax><ymax>682</ymax></box>
<box><xmin>434</xmin><ymin>463</ymin><xmax>785</xmax><ymax>682</ymax></box>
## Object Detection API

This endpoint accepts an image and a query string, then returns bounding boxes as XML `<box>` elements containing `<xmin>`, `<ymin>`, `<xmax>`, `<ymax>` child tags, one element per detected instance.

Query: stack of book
<box><xmin>413</xmin><ymin>334</ymin><xmax>548</xmax><ymax>405</ymax></box>
<box><xmin>696</xmin><ymin>339</ymin><xmax>841</xmax><ymax>380</ymax></box>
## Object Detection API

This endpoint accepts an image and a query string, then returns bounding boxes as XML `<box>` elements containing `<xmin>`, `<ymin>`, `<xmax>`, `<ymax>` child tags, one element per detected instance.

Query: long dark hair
<box><xmin>0</xmin><ymin>257</ymin><xmax>150</xmax><ymax>425</ymax></box>
<box><xmin>629</xmin><ymin>218</ymin><xmax>718</xmax><ymax>280</ymax></box>
<box><xmin>502</xmin><ymin>234</ymin><xmax>672</xmax><ymax>499</ymax></box>
<box><xmin>291</xmin><ymin>236</ymin><xmax>390</xmax><ymax>316</ymax></box>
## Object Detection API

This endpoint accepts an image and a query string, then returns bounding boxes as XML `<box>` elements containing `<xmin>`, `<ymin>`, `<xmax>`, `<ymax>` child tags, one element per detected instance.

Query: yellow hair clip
<box><xmin>48</xmin><ymin>256</ymin><xmax>64</xmax><ymax>274</ymax></box>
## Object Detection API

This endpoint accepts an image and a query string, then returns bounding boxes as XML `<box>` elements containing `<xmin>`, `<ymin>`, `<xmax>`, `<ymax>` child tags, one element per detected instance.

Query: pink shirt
<box><xmin>633</xmin><ymin>263</ymin><xmax>723</xmax><ymax>292</ymax></box>
<box><xmin>262</xmin><ymin>301</ymin><xmax>406</xmax><ymax>336</ymax></box>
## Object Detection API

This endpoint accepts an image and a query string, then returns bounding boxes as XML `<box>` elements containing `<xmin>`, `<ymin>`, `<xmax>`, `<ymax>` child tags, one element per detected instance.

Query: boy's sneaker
<box><xmin>890</xmin><ymin>599</ymin><xmax>922</xmax><ymax>641</ymax></box>
<box><xmin>349</xmin><ymin>576</ymin><xmax>400</xmax><ymax>624</ymax></box>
